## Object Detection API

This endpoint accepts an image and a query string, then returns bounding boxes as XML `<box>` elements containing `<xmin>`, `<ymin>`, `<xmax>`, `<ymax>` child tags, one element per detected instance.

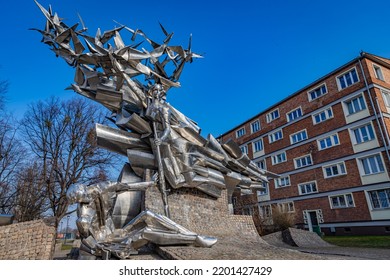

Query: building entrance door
<box><xmin>307</xmin><ymin>210</ymin><xmax>321</xmax><ymax>235</ymax></box>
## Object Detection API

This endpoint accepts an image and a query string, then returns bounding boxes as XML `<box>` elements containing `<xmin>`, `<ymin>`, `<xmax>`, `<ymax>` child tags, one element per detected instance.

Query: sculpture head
<box><xmin>67</xmin><ymin>184</ymin><xmax>91</xmax><ymax>204</ymax></box>
<box><xmin>150</xmin><ymin>83</ymin><xmax>167</xmax><ymax>101</ymax></box>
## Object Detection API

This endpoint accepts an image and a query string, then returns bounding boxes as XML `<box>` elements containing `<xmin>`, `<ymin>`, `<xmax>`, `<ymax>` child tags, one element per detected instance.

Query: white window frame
<box><xmin>298</xmin><ymin>181</ymin><xmax>318</xmax><ymax>195</ymax></box>
<box><xmin>317</xmin><ymin>133</ymin><xmax>340</xmax><ymax>151</ymax></box>
<box><xmin>294</xmin><ymin>154</ymin><xmax>313</xmax><ymax>169</ymax></box>
<box><xmin>278</xmin><ymin>201</ymin><xmax>295</xmax><ymax>213</ymax></box>
<box><xmin>381</xmin><ymin>89</ymin><xmax>390</xmax><ymax>108</ymax></box>
<box><xmin>252</xmin><ymin>139</ymin><xmax>263</xmax><ymax>153</ymax></box>
<box><xmin>290</xmin><ymin>129</ymin><xmax>308</xmax><ymax>144</ymax></box>
<box><xmin>336</xmin><ymin>67</ymin><xmax>359</xmax><ymax>90</ymax></box>
<box><xmin>323</xmin><ymin>162</ymin><xmax>347</xmax><ymax>178</ymax></box>
<box><xmin>269</xmin><ymin>129</ymin><xmax>283</xmax><ymax>143</ymax></box>
<box><xmin>272</xmin><ymin>151</ymin><xmax>287</xmax><ymax>165</ymax></box>
<box><xmin>368</xmin><ymin>188</ymin><xmax>390</xmax><ymax>209</ymax></box>
<box><xmin>344</xmin><ymin>94</ymin><xmax>367</xmax><ymax>115</ymax></box>
<box><xmin>236</xmin><ymin>127</ymin><xmax>245</xmax><ymax>138</ymax></box>
<box><xmin>350</xmin><ymin>123</ymin><xmax>375</xmax><ymax>145</ymax></box>
<box><xmin>256</xmin><ymin>160</ymin><xmax>266</xmax><ymax>170</ymax></box>
<box><xmin>286</xmin><ymin>107</ymin><xmax>303</xmax><ymax>123</ymax></box>
<box><xmin>240</xmin><ymin>144</ymin><xmax>248</xmax><ymax>155</ymax></box>
<box><xmin>250</xmin><ymin>120</ymin><xmax>260</xmax><ymax>133</ymax></box>
<box><xmin>358</xmin><ymin>153</ymin><xmax>385</xmax><ymax>176</ymax></box>
<box><xmin>275</xmin><ymin>175</ymin><xmax>291</xmax><ymax>188</ymax></box>
<box><xmin>329</xmin><ymin>193</ymin><xmax>355</xmax><ymax>209</ymax></box>
<box><xmin>373</xmin><ymin>64</ymin><xmax>384</xmax><ymax>81</ymax></box>
<box><xmin>266</xmin><ymin>108</ymin><xmax>280</xmax><ymax>123</ymax></box>
<box><xmin>308</xmin><ymin>83</ymin><xmax>327</xmax><ymax>101</ymax></box>
<box><xmin>259</xmin><ymin>205</ymin><xmax>272</xmax><ymax>219</ymax></box>
<box><xmin>312</xmin><ymin>107</ymin><xmax>333</xmax><ymax>125</ymax></box>
<box><xmin>258</xmin><ymin>182</ymin><xmax>269</xmax><ymax>196</ymax></box>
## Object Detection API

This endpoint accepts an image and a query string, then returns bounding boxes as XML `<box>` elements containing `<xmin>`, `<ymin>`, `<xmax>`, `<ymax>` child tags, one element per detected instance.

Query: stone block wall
<box><xmin>145</xmin><ymin>185</ymin><xmax>263</xmax><ymax>241</ymax></box>
<box><xmin>0</xmin><ymin>220</ymin><xmax>56</xmax><ymax>260</ymax></box>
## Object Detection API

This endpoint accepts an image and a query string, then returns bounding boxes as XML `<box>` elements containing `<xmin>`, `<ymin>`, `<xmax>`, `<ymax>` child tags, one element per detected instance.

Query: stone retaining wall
<box><xmin>0</xmin><ymin>220</ymin><xmax>56</xmax><ymax>260</ymax></box>
<box><xmin>145</xmin><ymin>185</ymin><xmax>263</xmax><ymax>240</ymax></box>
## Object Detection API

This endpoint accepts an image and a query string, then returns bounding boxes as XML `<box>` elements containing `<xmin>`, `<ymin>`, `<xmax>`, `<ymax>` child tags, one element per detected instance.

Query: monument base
<box><xmin>144</xmin><ymin>186</ymin><xmax>331</xmax><ymax>260</ymax></box>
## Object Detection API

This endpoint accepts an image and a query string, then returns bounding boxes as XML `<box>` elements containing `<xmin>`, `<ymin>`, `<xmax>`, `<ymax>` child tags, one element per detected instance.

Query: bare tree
<box><xmin>20</xmin><ymin>96</ymin><xmax>115</xmax><ymax>228</ymax></box>
<box><xmin>0</xmin><ymin>80</ymin><xmax>25</xmax><ymax>214</ymax></box>
<box><xmin>13</xmin><ymin>161</ymin><xmax>48</xmax><ymax>222</ymax></box>
<box><xmin>0</xmin><ymin>80</ymin><xmax>8</xmax><ymax>112</ymax></box>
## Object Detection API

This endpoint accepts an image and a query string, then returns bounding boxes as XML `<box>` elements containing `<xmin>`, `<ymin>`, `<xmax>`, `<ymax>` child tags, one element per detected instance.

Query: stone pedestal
<box><xmin>145</xmin><ymin>185</ymin><xmax>261</xmax><ymax>240</ymax></box>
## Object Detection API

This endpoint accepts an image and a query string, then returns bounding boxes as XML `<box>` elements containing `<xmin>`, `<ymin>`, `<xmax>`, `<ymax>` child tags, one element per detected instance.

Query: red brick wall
<box><xmin>293</xmin><ymin>191</ymin><xmax>371</xmax><ymax>225</ymax></box>
<box><xmin>221</xmin><ymin>55</ymin><xmax>390</xmax><ymax>233</ymax></box>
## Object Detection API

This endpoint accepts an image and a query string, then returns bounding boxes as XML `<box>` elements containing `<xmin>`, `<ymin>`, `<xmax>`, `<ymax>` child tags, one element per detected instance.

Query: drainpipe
<box><xmin>375</xmin><ymin>98</ymin><xmax>390</xmax><ymax>147</ymax></box>
<box><xmin>358</xmin><ymin>58</ymin><xmax>390</xmax><ymax>163</ymax></box>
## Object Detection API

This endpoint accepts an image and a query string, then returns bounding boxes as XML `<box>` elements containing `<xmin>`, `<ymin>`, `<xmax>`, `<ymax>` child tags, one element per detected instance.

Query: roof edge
<box><xmin>219</xmin><ymin>52</ymin><xmax>383</xmax><ymax>138</ymax></box>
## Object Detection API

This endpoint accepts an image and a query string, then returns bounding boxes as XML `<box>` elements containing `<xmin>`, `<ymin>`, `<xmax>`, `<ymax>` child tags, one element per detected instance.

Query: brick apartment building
<box><xmin>219</xmin><ymin>52</ymin><xmax>390</xmax><ymax>235</ymax></box>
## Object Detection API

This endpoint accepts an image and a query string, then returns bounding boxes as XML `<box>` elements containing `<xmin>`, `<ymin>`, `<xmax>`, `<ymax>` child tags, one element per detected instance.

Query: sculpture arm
<box><xmin>159</xmin><ymin>106</ymin><xmax>171</xmax><ymax>142</ymax></box>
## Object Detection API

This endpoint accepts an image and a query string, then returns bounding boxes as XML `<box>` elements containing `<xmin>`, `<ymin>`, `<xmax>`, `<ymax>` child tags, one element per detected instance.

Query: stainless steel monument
<box><xmin>34</xmin><ymin>1</ymin><xmax>274</xmax><ymax>259</ymax></box>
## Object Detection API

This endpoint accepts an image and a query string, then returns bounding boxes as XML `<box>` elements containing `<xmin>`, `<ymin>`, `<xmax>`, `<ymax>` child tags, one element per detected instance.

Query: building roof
<box><xmin>219</xmin><ymin>52</ymin><xmax>390</xmax><ymax>138</ymax></box>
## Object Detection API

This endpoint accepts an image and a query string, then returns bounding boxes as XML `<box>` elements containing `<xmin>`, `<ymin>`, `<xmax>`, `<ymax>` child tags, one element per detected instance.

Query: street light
<box><xmin>64</xmin><ymin>215</ymin><xmax>70</xmax><ymax>245</ymax></box>
<box><xmin>60</xmin><ymin>221</ymin><xmax>63</xmax><ymax>239</ymax></box>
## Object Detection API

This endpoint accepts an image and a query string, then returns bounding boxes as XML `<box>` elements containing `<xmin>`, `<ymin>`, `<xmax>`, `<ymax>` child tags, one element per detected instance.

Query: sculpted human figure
<box><xmin>34</xmin><ymin>2</ymin><xmax>275</xmax><ymax>259</ymax></box>
<box><xmin>67</xmin><ymin>181</ymin><xmax>217</xmax><ymax>259</ymax></box>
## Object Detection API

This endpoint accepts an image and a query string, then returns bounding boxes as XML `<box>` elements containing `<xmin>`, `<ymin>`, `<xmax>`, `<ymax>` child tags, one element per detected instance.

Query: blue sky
<box><xmin>2</xmin><ymin>0</ymin><xmax>390</xmax><ymax>137</ymax></box>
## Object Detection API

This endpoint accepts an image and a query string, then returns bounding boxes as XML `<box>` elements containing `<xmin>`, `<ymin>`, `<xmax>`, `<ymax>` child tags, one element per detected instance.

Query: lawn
<box><xmin>323</xmin><ymin>235</ymin><xmax>390</xmax><ymax>248</ymax></box>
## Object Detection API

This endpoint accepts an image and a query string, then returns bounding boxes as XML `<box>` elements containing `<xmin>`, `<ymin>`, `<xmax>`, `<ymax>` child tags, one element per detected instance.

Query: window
<box><xmin>352</xmin><ymin>123</ymin><xmax>375</xmax><ymax>144</ymax></box>
<box><xmin>298</xmin><ymin>181</ymin><xmax>318</xmax><ymax>195</ymax></box>
<box><xmin>313</xmin><ymin>107</ymin><xmax>333</xmax><ymax>124</ymax></box>
<box><xmin>242</xmin><ymin>207</ymin><xmax>254</xmax><ymax>216</ymax></box>
<box><xmin>266</xmin><ymin>109</ymin><xmax>280</xmax><ymax>123</ymax></box>
<box><xmin>236</xmin><ymin>127</ymin><xmax>245</xmax><ymax>138</ymax></box>
<box><xmin>240</xmin><ymin>145</ymin><xmax>248</xmax><ymax>155</ymax></box>
<box><xmin>382</xmin><ymin>90</ymin><xmax>390</xmax><ymax>107</ymax></box>
<box><xmin>275</xmin><ymin>176</ymin><xmax>290</xmax><ymax>188</ymax></box>
<box><xmin>368</xmin><ymin>188</ymin><xmax>390</xmax><ymax>209</ymax></box>
<box><xmin>345</xmin><ymin>95</ymin><xmax>366</xmax><ymax>115</ymax></box>
<box><xmin>329</xmin><ymin>194</ymin><xmax>354</xmax><ymax>209</ymax></box>
<box><xmin>359</xmin><ymin>154</ymin><xmax>385</xmax><ymax>175</ymax></box>
<box><xmin>278</xmin><ymin>202</ymin><xmax>295</xmax><ymax>213</ymax></box>
<box><xmin>258</xmin><ymin>182</ymin><xmax>269</xmax><ymax>195</ymax></box>
<box><xmin>259</xmin><ymin>205</ymin><xmax>272</xmax><ymax>218</ymax></box>
<box><xmin>290</xmin><ymin>129</ymin><xmax>308</xmax><ymax>144</ymax></box>
<box><xmin>337</xmin><ymin>68</ymin><xmax>359</xmax><ymax>90</ymax></box>
<box><xmin>318</xmin><ymin>133</ymin><xmax>339</xmax><ymax>150</ymax></box>
<box><xmin>269</xmin><ymin>129</ymin><xmax>283</xmax><ymax>143</ymax></box>
<box><xmin>287</xmin><ymin>107</ymin><xmax>303</xmax><ymax>122</ymax></box>
<box><xmin>251</xmin><ymin>120</ymin><xmax>260</xmax><ymax>133</ymax></box>
<box><xmin>294</xmin><ymin>154</ymin><xmax>313</xmax><ymax>169</ymax></box>
<box><xmin>308</xmin><ymin>84</ymin><xmax>327</xmax><ymax>101</ymax></box>
<box><xmin>373</xmin><ymin>64</ymin><xmax>384</xmax><ymax>81</ymax></box>
<box><xmin>253</xmin><ymin>139</ymin><xmax>263</xmax><ymax>153</ymax></box>
<box><xmin>323</xmin><ymin>162</ymin><xmax>347</xmax><ymax>178</ymax></box>
<box><xmin>256</xmin><ymin>160</ymin><xmax>266</xmax><ymax>170</ymax></box>
<box><xmin>272</xmin><ymin>152</ymin><xmax>287</xmax><ymax>165</ymax></box>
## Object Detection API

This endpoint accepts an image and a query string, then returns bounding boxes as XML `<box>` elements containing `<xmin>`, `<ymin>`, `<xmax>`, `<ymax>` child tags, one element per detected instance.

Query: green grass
<box><xmin>61</xmin><ymin>244</ymin><xmax>73</xmax><ymax>251</ymax></box>
<box><xmin>323</xmin><ymin>235</ymin><xmax>390</xmax><ymax>248</ymax></box>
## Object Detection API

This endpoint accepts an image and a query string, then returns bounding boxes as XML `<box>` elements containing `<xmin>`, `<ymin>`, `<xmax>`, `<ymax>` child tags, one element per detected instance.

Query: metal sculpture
<box><xmin>33</xmin><ymin>1</ymin><xmax>275</xmax><ymax>259</ymax></box>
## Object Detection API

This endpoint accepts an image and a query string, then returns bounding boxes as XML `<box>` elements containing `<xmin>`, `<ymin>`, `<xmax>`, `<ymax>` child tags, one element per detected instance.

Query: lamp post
<box><xmin>64</xmin><ymin>215</ymin><xmax>70</xmax><ymax>245</ymax></box>
<box><xmin>60</xmin><ymin>221</ymin><xmax>63</xmax><ymax>240</ymax></box>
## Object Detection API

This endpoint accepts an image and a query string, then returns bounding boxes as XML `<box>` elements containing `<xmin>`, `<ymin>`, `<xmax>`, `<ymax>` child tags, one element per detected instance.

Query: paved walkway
<box><xmin>53</xmin><ymin>237</ymin><xmax>390</xmax><ymax>260</ymax></box>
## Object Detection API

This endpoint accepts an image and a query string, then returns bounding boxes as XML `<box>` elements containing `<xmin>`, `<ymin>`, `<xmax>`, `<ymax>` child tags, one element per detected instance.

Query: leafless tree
<box><xmin>0</xmin><ymin>80</ymin><xmax>25</xmax><ymax>214</ymax></box>
<box><xmin>20</xmin><ymin>96</ymin><xmax>115</xmax><ymax>228</ymax></box>
<box><xmin>12</xmin><ymin>161</ymin><xmax>48</xmax><ymax>222</ymax></box>
<box><xmin>0</xmin><ymin>80</ymin><xmax>8</xmax><ymax>112</ymax></box>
